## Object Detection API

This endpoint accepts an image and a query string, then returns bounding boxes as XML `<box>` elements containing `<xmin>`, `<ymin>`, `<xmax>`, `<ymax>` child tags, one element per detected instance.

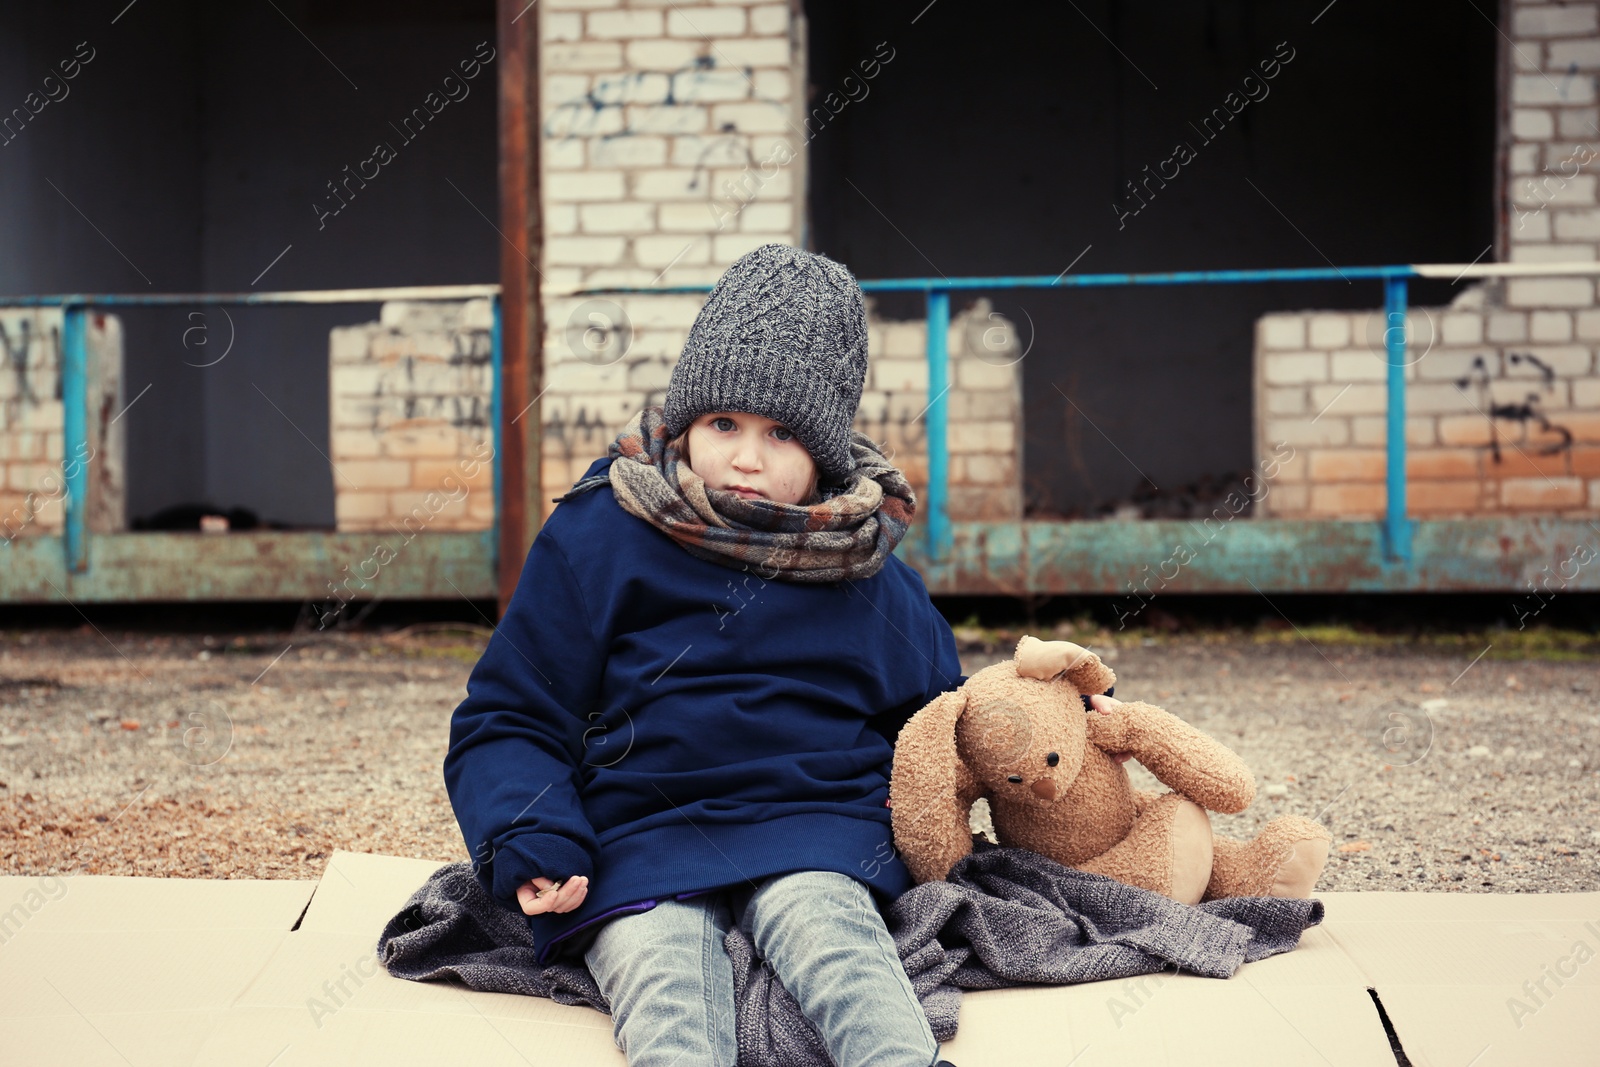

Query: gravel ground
<box><xmin>1</xmin><ymin>620</ymin><xmax>1596</xmax><ymax>893</ymax></box>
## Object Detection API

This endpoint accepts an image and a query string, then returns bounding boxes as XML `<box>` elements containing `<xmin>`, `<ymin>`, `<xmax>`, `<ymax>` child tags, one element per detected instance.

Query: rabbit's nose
<box><xmin>1030</xmin><ymin>777</ymin><xmax>1056</xmax><ymax>801</ymax></box>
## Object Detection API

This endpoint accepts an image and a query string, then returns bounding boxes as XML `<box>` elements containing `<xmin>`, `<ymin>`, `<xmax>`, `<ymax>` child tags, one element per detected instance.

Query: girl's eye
<box><xmin>713</xmin><ymin>417</ymin><xmax>734</xmax><ymax>432</ymax></box>
<box><xmin>772</xmin><ymin>427</ymin><xmax>793</xmax><ymax>442</ymax></box>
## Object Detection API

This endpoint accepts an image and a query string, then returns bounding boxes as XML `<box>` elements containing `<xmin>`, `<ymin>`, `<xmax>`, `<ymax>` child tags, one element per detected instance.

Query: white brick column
<box><xmin>1508</xmin><ymin>2</ymin><xmax>1600</xmax><ymax>266</ymax></box>
<box><xmin>329</xmin><ymin>300</ymin><xmax>496</xmax><ymax>532</ymax></box>
<box><xmin>537</xmin><ymin>0</ymin><xmax>809</xmax><ymax>521</ymax></box>
<box><xmin>0</xmin><ymin>308</ymin><xmax>124</xmax><ymax>541</ymax></box>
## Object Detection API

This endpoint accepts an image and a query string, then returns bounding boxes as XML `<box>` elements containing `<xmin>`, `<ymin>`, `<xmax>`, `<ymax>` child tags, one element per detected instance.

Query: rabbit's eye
<box><xmin>1046</xmin><ymin>751</ymin><xmax>1060</xmax><ymax>767</ymax></box>
<box><xmin>1006</xmin><ymin>774</ymin><xmax>1023</xmax><ymax>784</ymax></box>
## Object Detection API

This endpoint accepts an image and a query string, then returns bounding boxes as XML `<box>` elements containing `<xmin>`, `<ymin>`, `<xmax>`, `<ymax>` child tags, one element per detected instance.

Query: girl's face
<box><xmin>684</xmin><ymin>411</ymin><xmax>818</xmax><ymax>505</ymax></box>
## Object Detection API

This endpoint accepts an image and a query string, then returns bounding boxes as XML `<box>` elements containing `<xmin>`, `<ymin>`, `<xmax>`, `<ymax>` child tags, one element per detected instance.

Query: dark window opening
<box><xmin>0</xmin><ymin>1</ymin><xmax>498</xmax><ymax>529</ymax></box>
<box><xmin>805</xmin><ymin>0</ymin><xmax>1496</xmax><ymax>519</ymax></box>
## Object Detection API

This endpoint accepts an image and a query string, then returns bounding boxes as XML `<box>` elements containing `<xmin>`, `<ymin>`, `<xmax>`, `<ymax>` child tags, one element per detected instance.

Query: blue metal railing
<box><xmin>584</xmin><ymin>265</ymin><xmax>1421</xmax><ymax>563</ymax></box>
<box><xmin>0</xmin><ymin>285</ymin><xmax>500</xmax><ymax>575</ymax></box>
<box><xmin>60</xmin><ymin>307</ymin><xmax>89</xmax><ymax>572</ymax></box>
<box><xmin>11</xmin><ymin>261</ymin><xmax>1597</xmax><ymax>579</ymax></box>
<box><xmin>895</xmin><ymin>266</ymin><xmax>1427</xmax><ymax>562</ymax></box>
<box><xmin>1383</xmin><ymin>276</ymin><xmax>1411</xmax><ymax>561</ymax></box>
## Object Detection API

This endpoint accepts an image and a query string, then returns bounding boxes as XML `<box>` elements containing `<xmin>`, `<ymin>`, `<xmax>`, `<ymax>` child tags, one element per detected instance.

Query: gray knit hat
<box><xmin>663</xmin><ymin>243</ymin><xmax>869</xmax><ymax>484</ymax></box>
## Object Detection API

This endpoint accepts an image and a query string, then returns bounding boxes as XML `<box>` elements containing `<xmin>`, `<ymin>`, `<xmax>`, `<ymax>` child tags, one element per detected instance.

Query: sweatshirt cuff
<box><xmin>489</xmin><ymin>832</ymin><xmax>597</xmax><ymax>908</ymax></box>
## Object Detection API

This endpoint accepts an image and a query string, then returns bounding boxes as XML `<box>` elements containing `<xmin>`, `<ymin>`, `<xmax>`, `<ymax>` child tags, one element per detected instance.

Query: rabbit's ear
<box><xmin>890</xmin><ymin>687</ymin><xmax>975</xmax><ymax>884</ymax></box>
<box><xmin>1013</xmin><ymin>635</ymin><xmax>1117</xmax><ymax>696</ymax></box>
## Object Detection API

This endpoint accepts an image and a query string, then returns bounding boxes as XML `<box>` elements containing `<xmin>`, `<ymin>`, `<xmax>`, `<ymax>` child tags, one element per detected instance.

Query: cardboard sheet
<box><xmin>0</xmin><ymin>871</ymin><xmax>316</xmax><ymax>932</ymax></box>
<box><xmin>274</xmin><ymin>851</ymin><xmax>1395</xmax><ymax>1067</ymax></box>
<box><xmin>0</xmin><ymin>873</ymin><xmax>319</xmax><ymax>1066</ymax></box>
<box><xmin>2</xmin><ymin>854</ymin><xmax>1593</xmax><ymax>1066</ymax></box>
<box><xmin>1321</xmin><ymin>889</ymin><xmax>1600</xmax><ymax>1066</ymax></box>
<box><xmin>192</xmin><ymin>1004</ymin><xmax>625</xmax><ymax>1067</ymax></box>
<box><xmin>191</xmin><ymin>851</ymin><xmax>624</xmax><ymax>1064</ymax></box>
<box><xmin>289</xmin><ymin>849</ymin><xmax>452</xmax><ymax>936</ymax></box>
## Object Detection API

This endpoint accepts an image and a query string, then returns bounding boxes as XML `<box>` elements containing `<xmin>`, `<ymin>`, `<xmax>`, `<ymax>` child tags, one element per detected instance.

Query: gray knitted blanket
<box><xmin>377</xmin><ymin>842</ymin><xmax>1323</xmax><ymax>1066</ymax></box>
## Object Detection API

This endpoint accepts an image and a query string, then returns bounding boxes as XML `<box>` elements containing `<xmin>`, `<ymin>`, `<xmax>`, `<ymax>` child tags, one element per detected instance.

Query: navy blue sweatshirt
<box><xmin>443</xmin><ymin>455</ymin><xmax>967</xmax><ymax>963</ymax></box>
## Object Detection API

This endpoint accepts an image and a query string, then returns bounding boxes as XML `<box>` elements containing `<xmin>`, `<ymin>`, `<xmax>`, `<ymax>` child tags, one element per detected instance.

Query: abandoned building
<box><xmin>1</xmin><ymin>1</ymin><xmax>1596</xmax><ymax>606</ymax></box>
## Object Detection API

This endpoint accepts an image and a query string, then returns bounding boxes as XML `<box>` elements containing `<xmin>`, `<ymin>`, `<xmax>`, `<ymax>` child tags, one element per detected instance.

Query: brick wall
<box><xmin>328</xmin><ymin>299</ymin><xmax>495</xmax><ymax>533</ymax></box>
<box><xmin>0</xmin><ymin>308</ymin><xmax>124</xmax><ymax>542</ymax></box>
<box><xmin>866</xmin><ymin>299</ymin><xmax>1024</xmax><ymax>525</ymax></box>
<box><xmin>1255</xmin><ymin>2</ymin><xmax>1600</xmax><ymax>518</ymax></box>
<box><xmin>1255</xmin><ymin>294</ymin><xmax>1600</xmax><ymax>516</ymax></box>
<box><xmin>325</xmin><ymin>291</ymin><xmax>1025</xmax><ymax>534</ymax></box>
<box><xmin>537</xmin><ymin>0</ymin><xmax>805</xmax><ymax>523</ymax></box>
<box><xmin>534</xmin><ymin>0</ymin><xmax>1024</xmax><ymax>526</ymax></box>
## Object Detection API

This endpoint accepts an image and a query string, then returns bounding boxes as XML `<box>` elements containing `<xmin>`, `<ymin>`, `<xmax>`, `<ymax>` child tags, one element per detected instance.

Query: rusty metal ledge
<box><xmin>0</xmin><ymin>532</ymin><xmax>496</xmax><ymax>604</ymax></box>
<box><xmin>3</xmin><ymin>519</ymin><xmax>1597</xmax><ymax>603</ymax></box>
<box><xmin>895</xmin><ymin>518</ymin><xmax>1600</xmax><ymax>596</ymax></box>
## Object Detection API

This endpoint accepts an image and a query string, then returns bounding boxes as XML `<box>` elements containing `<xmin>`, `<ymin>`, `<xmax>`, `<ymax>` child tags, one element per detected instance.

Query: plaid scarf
<box><xmin>552</xmin><ymin>405</ymin><xmax>916</xmax><ymax>583</ymax></box>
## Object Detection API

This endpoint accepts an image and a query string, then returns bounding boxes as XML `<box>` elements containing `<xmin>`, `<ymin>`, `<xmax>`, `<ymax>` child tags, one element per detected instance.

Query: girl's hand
<box><xmin>517</xmin><ymin>875</ymin><xmax>589</xmax><ymax>915</ymax></box>
<box><xmin>1088</xmin><ymin>693</ymin><xmax>1135</xmax><ymax>765</ymax></box>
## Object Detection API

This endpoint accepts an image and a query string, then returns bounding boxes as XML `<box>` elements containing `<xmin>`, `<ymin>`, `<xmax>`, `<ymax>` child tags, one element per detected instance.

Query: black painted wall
<box><xmin>0</xmin><ymin>4</ymin><xmax>207</xmax><ymax>512</ymax></box>
<box><xmin>0</xmin><ymin>1</ymin><xmax>498</xmax><ymax>528</ymax></box>
<box><xmin>804</xmin><ymin>0</ymin><xmax>1497</xmax><ymax>518</ymax></box>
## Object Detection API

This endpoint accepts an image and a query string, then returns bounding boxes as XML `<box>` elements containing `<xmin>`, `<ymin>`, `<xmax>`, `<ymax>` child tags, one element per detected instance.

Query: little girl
<box><xmin>444</xmin><ymin>244</ymin><xmax>964</xmax><ymax>1067</ymax></box>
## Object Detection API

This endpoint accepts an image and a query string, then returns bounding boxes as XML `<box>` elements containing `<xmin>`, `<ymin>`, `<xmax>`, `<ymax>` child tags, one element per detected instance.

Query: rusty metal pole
<box><xmin>496</xmin><ymin>0</ymin><xmax>543</xmax><ymax>618</ymax></box>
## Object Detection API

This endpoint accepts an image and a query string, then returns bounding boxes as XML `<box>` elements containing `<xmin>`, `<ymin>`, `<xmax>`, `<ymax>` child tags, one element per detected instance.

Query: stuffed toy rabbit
<box><xmin>889</xmin><ymin>635</ymin><xmax>1330</xmax><ymax>903</ymax></box>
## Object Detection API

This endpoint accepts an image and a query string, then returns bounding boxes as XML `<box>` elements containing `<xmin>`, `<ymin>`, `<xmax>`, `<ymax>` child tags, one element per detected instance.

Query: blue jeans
<box><xmin>582</xmin><ymin>869</ymin><xmax>940</xmax><ymax>1067</ymax></box>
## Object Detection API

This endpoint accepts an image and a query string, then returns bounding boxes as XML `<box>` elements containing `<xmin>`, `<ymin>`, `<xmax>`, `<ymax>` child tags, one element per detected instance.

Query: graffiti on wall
<box><xmin>541</xmin><ymin>403</ymin><xmax>621</xmax><ymax>492</ymax></box>
<box><xmin>853</xmin><ymin>396</ymin><xmax>928</xmax><ymax>466</ymax></box>
<box><xmin>363</xmin><ymin>329</ymin><xmax>492</xmax><ymax>433</ymax></box>
<box><xmin>544</xmin><ymin>56</ymin><xmax>791</xmax><ymax>199</ymax></box>
<box><xmin>1</xmin><ymin>309</ymin><xmax>124</xmax><ymax>537</ymax></box>
<box><xmin>544</xmin><ymin>56</ymin><xmax>774</xmax><ymax>143</ymax></box>
<box><xmin>0</xmin><ymin>317</ymin><xmax>59</xmax><ymax>416</ymax></box>
<box><xmin>1453</xmin><ymin>352</ymin><xmax>1574</xmax><ymax>466</ymax></box>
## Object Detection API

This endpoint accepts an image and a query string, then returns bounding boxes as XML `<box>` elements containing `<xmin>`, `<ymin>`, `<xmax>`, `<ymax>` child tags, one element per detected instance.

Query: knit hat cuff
<box><xmin>665</xmin><ymin>355</ymin><xmax>859</xmax><ymax>481</ymax></box>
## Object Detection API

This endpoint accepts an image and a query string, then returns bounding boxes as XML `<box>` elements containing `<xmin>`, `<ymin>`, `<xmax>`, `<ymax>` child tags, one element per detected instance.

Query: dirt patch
<box><xmin>2</xmin><ymin>621</ymin><xmax>1596</xmax><ymax>892</ymax></box>
<box><xmin>0</xmin><ymin>625</ymin><xmax>487</xmax><ymax>881</ymax></box>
